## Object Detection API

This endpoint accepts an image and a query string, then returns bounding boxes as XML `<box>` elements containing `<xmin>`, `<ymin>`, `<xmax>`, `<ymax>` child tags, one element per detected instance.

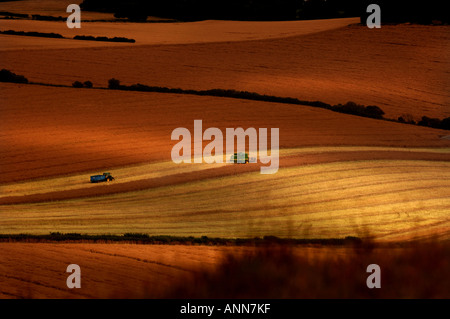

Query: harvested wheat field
<box><xmin>1</xmin><ymin>159</ymin><xmax>449</xmax><ymax>240</ymax></box>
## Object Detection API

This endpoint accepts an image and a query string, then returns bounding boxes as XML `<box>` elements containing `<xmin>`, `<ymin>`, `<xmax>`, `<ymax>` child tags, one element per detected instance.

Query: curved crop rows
<box><xmin>1</xmin><ymin>159</ymin><xmax>449</xmax><ymax>241</ymax></box>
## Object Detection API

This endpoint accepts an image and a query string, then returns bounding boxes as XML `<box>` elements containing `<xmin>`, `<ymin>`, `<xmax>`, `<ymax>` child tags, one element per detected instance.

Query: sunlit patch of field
<box><xmin>1</xmin><ymin>147</ymin><xmax>448</xmax><ymax>199</ymax></box>
<box><xmin>0</xmin><ymin>159</ymin><xmax>225</xmax><ymax>199</ymax></box>
<box><xmin>1</xmin><ymin>159</ymin><xmax>449</xmax><ymax>242</ymax></box>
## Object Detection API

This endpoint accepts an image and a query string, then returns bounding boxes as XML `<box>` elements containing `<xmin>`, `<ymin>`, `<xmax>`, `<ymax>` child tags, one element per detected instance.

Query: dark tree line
<box><xmin>80</xmin><ymin>0</ymin><xmax>448</xmax><ymax>23</ymax></box>
<box><xmin>106</xmin><ymin>78</ymin><xmax>450</xmax><ymax>130</ymax></box>
<box><xmin>80</xmin><ymin>0</ymin><xmax>360</xmax><ymax>21</ymax></box>
<box><xmin>360</xmin><ymin>0</ymin><xmax>449</xmax><ymax>24</ymax></box>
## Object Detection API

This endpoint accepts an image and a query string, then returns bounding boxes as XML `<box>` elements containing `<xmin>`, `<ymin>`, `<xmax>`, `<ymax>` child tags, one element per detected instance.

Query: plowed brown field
<box><xmin>0</xmin><ymin>19</ymin><xmax>448</xmax><ymax>118</ymax></box>
<box><xmin>0</xmin><ymin>243</ymin><xmax>248</xmax><ymax>298</ymax></box>
<box><xmin>1</xmin><ymin>243</ymin><xmax>449</xmax><ymax>299</ymax></box>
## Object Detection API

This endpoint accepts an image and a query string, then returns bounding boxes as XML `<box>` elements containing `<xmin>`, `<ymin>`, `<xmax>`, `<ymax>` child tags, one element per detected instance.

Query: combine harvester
<box><xmin>230</xmin><ymin>152</ymin><xmax>256</xmax><ymax>164</ymax></box>
<box><xmin>90</xmin><ymin>172</ymin><xmax>115</xmax><ymax>183</ymax></box>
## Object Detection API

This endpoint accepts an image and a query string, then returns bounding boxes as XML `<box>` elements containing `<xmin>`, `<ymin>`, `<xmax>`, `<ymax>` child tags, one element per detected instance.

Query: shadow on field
<box><xmin>160</xmin><ymin>240</ymin><xmax>450</xmax><ymax>299</ymax></box>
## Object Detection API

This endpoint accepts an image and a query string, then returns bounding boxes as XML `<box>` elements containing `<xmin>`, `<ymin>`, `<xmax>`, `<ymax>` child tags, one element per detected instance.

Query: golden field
<box><xmin>1</xmin><ymin>159</ymin><xmax>450</xmax><ymax>240</ymax></box>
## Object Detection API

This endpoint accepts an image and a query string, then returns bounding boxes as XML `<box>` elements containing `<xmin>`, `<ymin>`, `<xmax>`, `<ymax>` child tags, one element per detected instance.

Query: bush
<box><xmin>108</xmin><ymin>78</ymin><xmax>121</xmax><ymax>89</ymax></box>
<box><xmin>418</xmin><ymin>116</ymin><xmax>442</xmax><ymax>129</ymax></box>
<box><xmin>441</xmin><ymin>118</ymin><xmax>450</xmax><ymax>130</ymax></box>
<box><xmin>365</xmin><ymin>105</ymin><xmax>385</xmax><ymax>119</ymax></box>
<box><xmin>0</xmin><ymin>69</ymin><xmax>28</xmax><ymax>83</ymax></box>
<box><xmin>333</xmin><ymin>101</ymin><xmax>364</xmax><ymax>115</ymax></box>
<box><xmin>83</xmin><ymin>81</ymin><xmax>93</xmax><ymax>88</ymax></box>
<box><xmin>332</xmin><ymin>102</ymin><xmax>385</xmax><ymax>119</ymax></box>
<box><xmin>72</xmin><ymin>81</ymin><xmax>83</xmax><ymax>88</ymax></box>
<box><xmin>398</xmin><ymin>113</ymin><xmax>416</xmax><ymax>124</ymax></box>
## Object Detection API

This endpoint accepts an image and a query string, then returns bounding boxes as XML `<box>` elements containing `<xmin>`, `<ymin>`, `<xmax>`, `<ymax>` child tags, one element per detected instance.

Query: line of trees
<box><xmin>80</xmin><ymin>0</ymin><xmax>361</xmax><ymax>22</ymax></box>
<box><xmin>0</xmin><ymin>232</ymin><xmax>362</xmax><ymax>246</ymax></box>
<box><xmin>73</xmin><ymin>35</ymin><xmax>135</xmax><ymax>43</ymax></box>
<box><xmin>1</xmin><ymin>69</ymin><xmax>448</xmax><ymax>131</ymax></box>
<box><xmin>398</xmin><ymin>113</ymin><xmax>450</xmax><ymax>130</ymax></box>
<box><xmin>0</xmin><ymin>11</ymin><xmax>29</xmax><ymax>19</ymax></box>
<box><xmin>80</xmin><ymin>0</ymin><xmax>449</xmax><ymax>23</ymax></box>
<box><xmin>106</xmin><ymin>78</ymin><xmax>450</xmax><ymax>129</ymax></box>
<box><xmin>360</xmin><ymin>0</ymin><xmax>449</xmax><ymax>24</ymax></box>
<box><xmin>0</xmin><ymin>29</ymin><xmax>64</xmax><ymax>38</ymax></box>
<box><xmin>0</xmin><ymin>30</ymin><xmax>135</xmax><ymax>43</ymax></box>
<box><xmin>0</xmin><ymin>11</ymin><xmax>67</xmax><ymax>21</ymax></box>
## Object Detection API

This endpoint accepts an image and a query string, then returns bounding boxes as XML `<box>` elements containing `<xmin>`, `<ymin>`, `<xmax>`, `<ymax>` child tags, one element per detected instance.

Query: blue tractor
<box><xmin>90</xmin><ymin>172</ymin><xmax>115</xmax><ymax>183</ymax></box>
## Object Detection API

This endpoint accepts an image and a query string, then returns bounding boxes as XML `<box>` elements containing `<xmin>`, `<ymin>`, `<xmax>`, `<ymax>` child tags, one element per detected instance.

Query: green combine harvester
<box><xmin>230</xmin><ymin>152</ymin><xmax>255</xmax><ymax>164</ymax></box>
